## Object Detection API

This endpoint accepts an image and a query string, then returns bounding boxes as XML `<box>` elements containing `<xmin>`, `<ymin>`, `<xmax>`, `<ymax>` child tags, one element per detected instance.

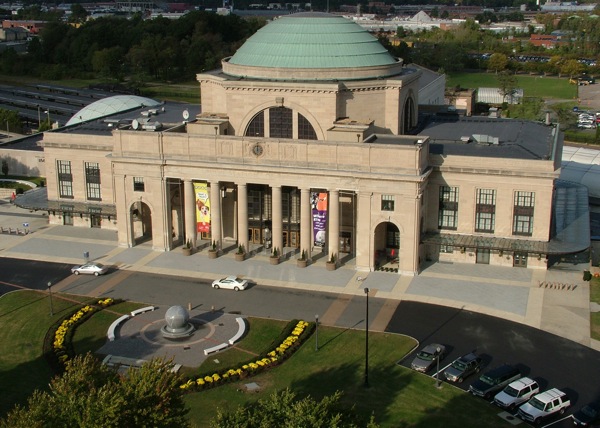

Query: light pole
<box><xmin>45</xmin><ymin>110</ymin><xmax>50</xmax><ymax>128</ymax></box>
<box><xmin>315</xmin><ymin>314</ymin><xmax>319</xmax><ymax>351</ymax></box>
<box><xmin>47</xmin><ymin>281</ymin><xmax>53</xmax><ymax>316</ymax></box>
<box><xmin>364</xmin><ymin>287</ymin><xmax>369</xmax><ymax>387</ymax></box>
<box><xmin>37</xmin><ymin>105</ymin><xmax>41</xmax><ymax>126</ymax></box>
<box><xmin>435</xmin><ymin>346</ymin><xmax>442</xmax><ymax>388</ymax></box>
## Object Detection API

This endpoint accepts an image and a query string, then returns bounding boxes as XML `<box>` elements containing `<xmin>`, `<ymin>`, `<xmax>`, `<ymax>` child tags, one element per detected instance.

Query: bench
<box><xmin>130</xmin><ymin>306</ymin><xmax>156</xmax><ymax>317</ymax></box>
<box><xmin>228</xmin><ymin>317</ymin><xmax>246</xmax><ymax>345</ymax></box>
<box><xmin>102</xmin><ymin>354</ymin><xmax>148</xmax><ymax>369</ymax></box>
<box><xmin>203</xmin><ymin>342</ymin><xmax>228</xmax><ymax>356</ymax></box>
<box><xmin>107</xmin><ymin>314</ymin><xmax>130</xmax><ymax>341</ymax></box>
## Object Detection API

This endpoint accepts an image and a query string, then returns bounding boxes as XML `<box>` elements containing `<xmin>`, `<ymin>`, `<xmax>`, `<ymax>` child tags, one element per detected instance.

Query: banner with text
<box><xmin>311</xmin><ymin>192</ymin><xmax>328</xmax><ymax>247</ymax></box>
<box><xmin>194</xmin><ymin>182</ymin><xmax>211</xmax><ymax>234</ymax></box>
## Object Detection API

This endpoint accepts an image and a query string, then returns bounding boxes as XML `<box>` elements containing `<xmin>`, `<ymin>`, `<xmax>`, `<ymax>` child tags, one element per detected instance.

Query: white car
<box><xmin>71</xmin><ymin>262</ymin><xmax>109</xmax><ymax>276</ymax></box>
<box><xmin>517</xmin><ymin>388</ymin><xmax>570</xmax><ymax>425</ymax></box>
<box><xmin>494</xmin><ymin>376</ymin><xmax>539</xmax><ymax>410</ymax></box>
<box><xmin>211</xmin><ymin>276</ymin><xmax>248</xmax><ymax>291</ymax></box>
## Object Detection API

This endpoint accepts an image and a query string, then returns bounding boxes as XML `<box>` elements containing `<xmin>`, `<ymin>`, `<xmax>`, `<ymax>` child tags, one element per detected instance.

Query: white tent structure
<box><xmin>477</xmin><ymin>87</ymin><xmax>523</xmax><ymax>104</ymax></box>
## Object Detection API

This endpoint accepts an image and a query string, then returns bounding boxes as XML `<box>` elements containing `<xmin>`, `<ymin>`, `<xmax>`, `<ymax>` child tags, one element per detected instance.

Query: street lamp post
<box><xmin>364</xmin><ymin>287</ymin><xmax>369</xmax><ymax>387</ymax></box>
<box><xmin>47</xmin><ymin>281</ymin><xmax>53</xmax><ymax>316</ymax></box>
<box><xmin>435</xmin><ymin>346</ymin><xmax>442</xmax><ymax>388</ymax></box>
<box><xmin>315</xmin><ymin>314</ymin><xmax>319</xmax><ymax>351</ymax></box>
<box><xmin>37</xmin><ymin>106</ymin><xmax>41</xmax><ymax>126</ymax></box>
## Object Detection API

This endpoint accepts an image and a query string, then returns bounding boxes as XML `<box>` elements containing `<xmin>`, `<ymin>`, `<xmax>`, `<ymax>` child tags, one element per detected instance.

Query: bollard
<box><xmin>188</xmin><ymin>302</ymin><xmax>192</xmax><ymax>311</ymax></box>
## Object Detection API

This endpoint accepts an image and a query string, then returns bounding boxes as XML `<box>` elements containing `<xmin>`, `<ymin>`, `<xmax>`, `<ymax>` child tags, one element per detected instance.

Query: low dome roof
<box><xmin>66</xmin><ymin>95</ymin><xmax>162</xmax><ymax>126</ymax></box>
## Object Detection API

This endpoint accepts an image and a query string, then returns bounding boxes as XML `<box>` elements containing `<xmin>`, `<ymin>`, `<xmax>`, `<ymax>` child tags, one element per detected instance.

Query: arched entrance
<box><xmin>130</xmin><ymin>201</ymin><xmax>152</xmax><ymax>245</ymax></box>
<box><xmin>373</xmin><ymin>222</ymin><xmax>399</xmax><ymax>271</ymax></box>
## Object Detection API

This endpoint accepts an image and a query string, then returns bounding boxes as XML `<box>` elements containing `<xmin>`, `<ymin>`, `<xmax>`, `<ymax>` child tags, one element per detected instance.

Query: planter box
<box><xmin>235</xmin><ymin>253</ymin><xmax>245</xmax><ymax>262</ymax></box>
<box><xmin>325</xmin><ymin>261</ymin><xmax>336</xmax><ymax>271</ymax></box>
<box><xmin>270</xmin><ymin>256</ymin><xmax>280</xmax><ymax>265</ymax></box>
<box><xmin>208</xmin><ymin>250</ymin><xmax>218</xmax><ymax>259</ymax></box>
<box><xmin>297</xmin><ymin>259</ymin><xmax>307</xmax><ymax>268</ymax></box>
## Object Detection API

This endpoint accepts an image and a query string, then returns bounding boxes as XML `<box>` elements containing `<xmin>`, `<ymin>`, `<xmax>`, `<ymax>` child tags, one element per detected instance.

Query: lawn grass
<box><xmin>184</xmin><ymin>326</ymin><xmax>507</xmax><ymax>428</ymax></box>
<box><xmin>446</xmin><ymin>72</ymin><xmax>577</xmax><ymax>100</ymax></box>
<box><xmin>0</xmin><ymin>290</ymin><xmax>92</xmax><ymax>415</ymax></box>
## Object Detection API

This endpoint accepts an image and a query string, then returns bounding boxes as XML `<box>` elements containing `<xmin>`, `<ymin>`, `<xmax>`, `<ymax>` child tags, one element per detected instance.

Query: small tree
<box><xmin>497</xmin><ymin>71</ymin><xmax>518</xmax><ymax>103</ymax></box>
<box><xmin>487</xmin><ymin>53</ymin><xmax>509</xmax><ymax>73</ymax></box>
<box><xmin>1</xmin><ymin>160</ymin><xmax>8</xmax><ymax>177</ymax></box>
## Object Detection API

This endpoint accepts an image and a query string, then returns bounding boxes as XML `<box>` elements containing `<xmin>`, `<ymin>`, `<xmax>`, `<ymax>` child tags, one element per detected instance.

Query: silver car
<box><xmin>410</xmin><ymin>343</ymin><xmax>446</xmax><ymax>373</ymax></box>
<box><xmin>71</xmin><ymin>262</ymin><xmax>109</xmax><ymax>276</ymax></box>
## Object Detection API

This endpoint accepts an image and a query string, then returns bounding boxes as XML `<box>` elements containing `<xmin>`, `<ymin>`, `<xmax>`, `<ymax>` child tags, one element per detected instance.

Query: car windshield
<box><xmin>503</xmin><ymin>385</ymin><xmax>519</xmax><ymax>397</ymax></box>
<box><xmin>528</xmin><ymin>398</ymin><xmax>546</xmax><ymax>411</ymax></box>
<box><xmin>416</xmin><ymin>351</ymin><xmax>433</xmax><ymax>361</ymax></box>
<box><xmin>452</xmin><ymin>360</ymin><xmax>467</xmax><ymax>371</ymax></box>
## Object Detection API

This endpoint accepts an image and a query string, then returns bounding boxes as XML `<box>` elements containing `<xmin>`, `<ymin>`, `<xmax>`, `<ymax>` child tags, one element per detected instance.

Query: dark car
<box><xmin>469</xmin><ymin>364</ymin><xmax>521</xmax><ymax>399</ymax></box>
<box><xmin>573</xmin><ymin>402</ymin><xmax>600</xmax><ymax>426</ymax></box>
<box><xmin>443</xmin><ymin>352</ymin><xmax>483</xmax><ymax>383</ymax></box>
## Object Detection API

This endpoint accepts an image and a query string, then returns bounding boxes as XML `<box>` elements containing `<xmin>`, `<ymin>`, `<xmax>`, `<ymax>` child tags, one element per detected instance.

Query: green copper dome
<box><xmin>228</xmin><ymin>13</ymin><xmax>397</xmax><ymax>70</ymax></box>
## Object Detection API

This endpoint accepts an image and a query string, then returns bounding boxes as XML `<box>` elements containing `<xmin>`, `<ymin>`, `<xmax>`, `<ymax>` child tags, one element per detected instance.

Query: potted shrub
<box><xmin>182</xmin><ymin>240</ymin><xmax>192</xmax><ymax>256</ymax></box>
<box><xmin>208</xmin><ymin>240</ymin><xmax>218</xmax><ymax>259</ymax></box>
<box><xmin>235</xmin><ymin>244</ymin><xmax>245</xmax><ymax>262</ymax></box>
<box><xmin>326</xmin><ymin>252</ymin><xmax>336</xmax><ymax>271</ymax></box>
<box><xmin>270</xmin><ymin>247</ymin><xmax>280</xmax><ymax>265</ymax></box>
<box><xmin>297</xmin><ymin>249</ymin><xmax>307</xmax><ymax>268</ymax></box>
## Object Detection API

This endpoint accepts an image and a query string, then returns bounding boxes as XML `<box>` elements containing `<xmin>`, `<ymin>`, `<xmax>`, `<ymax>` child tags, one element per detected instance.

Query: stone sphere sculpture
<box><xmin>161</xmin><ymin>305</ymin><xmax>195</xmax><ymax>339</ymax></box>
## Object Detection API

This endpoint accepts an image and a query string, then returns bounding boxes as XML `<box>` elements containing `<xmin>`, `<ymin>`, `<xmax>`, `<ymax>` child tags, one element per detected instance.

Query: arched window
<box><xmin>246</xmin><ymin>111</ymin><xmax>264</xmax><ymax>137</ymax></box>
<box><xmin>298</xmin><ymin>113</ymin><xmax>317</xmax><ymax>140</ymax></box>
<box><xmin>244</xmin><ymin>107</ymin><xmax>318</xmax><ymax>140</ymax></box>
<box><xmin>403</xmin><ymin>97</ymin><xmax>415</xmax><ymax>134</ymax></box>
<box><xmin>269</xmin><ymin>107</ymin><xmax>293</xmax><ymax>138</ymax></box>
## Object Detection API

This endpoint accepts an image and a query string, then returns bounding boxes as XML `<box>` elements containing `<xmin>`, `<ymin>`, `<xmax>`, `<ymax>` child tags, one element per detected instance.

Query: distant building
<box><xmin>2</xmin><ymin>20</ymin><xmax>46</xmax><ymax>35</ymax></box>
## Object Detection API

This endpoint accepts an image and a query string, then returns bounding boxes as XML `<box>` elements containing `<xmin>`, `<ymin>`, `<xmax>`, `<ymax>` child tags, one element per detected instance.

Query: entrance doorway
<box><xmin>476</xmin><ymin>249</ymin><xmax>490</xmax><ymax>264</ymax></box>
<box><xmin>131</xmin><ymin>201</ymin><xmax>152</xmax><ymax>245</ymax></box>
<box><xmin>373</xmin><ymin>222</ymin><xmax>399</xmax><ymax>270</ymax></box>
<box><xmin>513</xmin><ymin>252</ymin><xmax>528</xmax><ymax>267</ymax></box>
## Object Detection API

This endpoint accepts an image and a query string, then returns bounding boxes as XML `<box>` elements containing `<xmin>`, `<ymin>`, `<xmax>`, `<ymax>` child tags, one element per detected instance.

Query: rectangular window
<box><xmin>513</xmin><ymin>191</ymin><xmax>535</xmax><ymax>236</ymax></box>
<box><xmin>440</xmin><ymin>245</ymin><xmax>453</xmax><ymax>253</ymax></box>
<box><xmin>438</xmin><ymin>186</ymin><xmax>458</xmax><ymax>230</ymax></box>
<box><xmin>269</xmin><ymin>107</ymin><xmax>293</xmax><ymax>139</ymax></box>
<box><xmin>381</xmin><ymin>195</ymin><xmax>395</xmax><ymax>211</ymax></box>
<box><xmin>85</xmin><ymin>162</ymin><xmax>101</xmax><ymax>201</ymax></box>
<box><xmin>133</xmin><ymin>177</ymin><xmax>145</xmax><ymax>192</ymax></box>
<box><xmin>475</xmin><ymin>189</ymin><xmax>496</xmax><ymax>233</ymax></box>
<box><xmin>57</xmin><ymin>160</ymin><xmax>73</xmax><ymax>198</ymax></box>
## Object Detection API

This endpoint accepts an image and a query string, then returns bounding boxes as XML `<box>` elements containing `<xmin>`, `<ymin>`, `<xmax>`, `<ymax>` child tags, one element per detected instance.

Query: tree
<box><xmin>560</xmin><ymin>59</ymin><xmax>584</xmax><ymax>78</ymax></box>
<box><xmin>487</xmin><ymin>53</ymin><xmax>508</xmax><ymax>73</ymax></box>
<box><xmin>210</xmin><ymin>388</ymin><xmax>379</xmax><ymax>428</ymax></box>
<box><xmin>69</xmin><ymin>4</ymin><xmax>89</xmax><ymax>24</ymax></box>
<box><xmin>1</xmin><ymin>160</ymin><xmax>8</xmax><ymax>177</ymax></box>
<box><xmin>1</xmin><ymin>354</ymin><xmax>189</xmax><ymax>428</ymax></box>
<box><xmin>497</xmin><ymin>71</ymin><xmax>518</xmax><ymax>103</ymax></box>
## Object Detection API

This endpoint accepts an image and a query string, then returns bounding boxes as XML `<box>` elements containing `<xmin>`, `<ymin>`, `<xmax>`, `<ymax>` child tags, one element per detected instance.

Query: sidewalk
<box><xmin>0</xmin><ymin>199</ymin><xmax>597</xmax><ymax>350</ymax></box>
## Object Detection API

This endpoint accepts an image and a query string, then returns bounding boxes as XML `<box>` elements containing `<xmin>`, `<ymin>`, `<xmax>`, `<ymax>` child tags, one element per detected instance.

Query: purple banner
<box><xmin>311</xmin><ymin>192</ymin><xmax>328</xmax><ymax>247</ymax></box>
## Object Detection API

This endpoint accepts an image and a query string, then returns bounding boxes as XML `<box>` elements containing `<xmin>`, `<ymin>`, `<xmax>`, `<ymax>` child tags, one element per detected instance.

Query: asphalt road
<box><xmin>1</xmin><ymin>258</ymin><xmax>599</xmax><ymax>427</ymax></box>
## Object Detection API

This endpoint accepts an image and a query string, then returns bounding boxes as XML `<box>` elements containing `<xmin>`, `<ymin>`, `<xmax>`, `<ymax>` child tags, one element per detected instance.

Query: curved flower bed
<box><xmin>180</xmin><ymin>319</ymin><xmax>314</xmax><ymax>392</ymax></box>
<box><xmin>45</xmin><ymin>298</ymin><xmax>117</xmax><ymax>372</ymax></box>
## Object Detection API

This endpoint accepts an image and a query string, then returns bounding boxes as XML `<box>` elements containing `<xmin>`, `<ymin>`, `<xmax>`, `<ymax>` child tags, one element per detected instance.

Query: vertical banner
<box><xmin>311</xmin><ymin>192</ymin><xmax>328</xmax><ymax>247</ymax></box>
<box><xmin>194</xmin><ymin>182</ymin><xmax>211</xmax><ymax>233</ymax></box>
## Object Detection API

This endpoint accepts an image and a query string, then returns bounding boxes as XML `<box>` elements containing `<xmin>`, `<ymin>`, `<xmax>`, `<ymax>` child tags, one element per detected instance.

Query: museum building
<box><xmin>39</xmin><ymin>12</ymin><xmax>588</xmax><ymax>275</ymax></box>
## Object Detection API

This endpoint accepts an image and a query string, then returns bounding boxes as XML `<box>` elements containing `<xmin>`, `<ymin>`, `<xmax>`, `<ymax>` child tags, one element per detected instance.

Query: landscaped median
<box><xmin>180</xmin><ymin>320</ymin><xmax>314</xmax><ymax>392</ymax></box>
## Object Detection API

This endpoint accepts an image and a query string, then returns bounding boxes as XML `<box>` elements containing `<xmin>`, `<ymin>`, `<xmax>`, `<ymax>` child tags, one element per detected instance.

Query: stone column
<box><xmin>272</xmin><ymin>185</ymin><xmax>283</xmax><ymax>255</ymax></box>
<box><xmin>300</xmin><ymin>188</ymin><xmax>311</xmax><ymax>260</ymax></box>
<box><xmin>237</xmin><ymin>183</ymin><xmax>248</xmax><ymax>253</ymax></box>
<box><xmin>210</xmin><ymin>181</ymin><xmax>221</xmax><ymax>250</ymax></box>
<box><xmin>184</xmin><ymin>179</ymin><xmax>196</xmax><ymax>247</ymax></box>
<box><xmin>329</xmin><ymin>189</ymin><xmax>339</xmax><ymax>264</ymax></box>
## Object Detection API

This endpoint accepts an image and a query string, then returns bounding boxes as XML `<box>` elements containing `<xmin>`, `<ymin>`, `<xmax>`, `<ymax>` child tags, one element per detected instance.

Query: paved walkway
<box><xmin>0</xmin><ymin>198</ymin><xmax>597</xmax><ymax>352</ymax></box>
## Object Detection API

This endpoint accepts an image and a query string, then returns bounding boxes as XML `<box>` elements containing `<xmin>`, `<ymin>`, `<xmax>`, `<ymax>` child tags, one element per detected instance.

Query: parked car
<box><xmin>494</xmin><ymin>376</ymin><xmax>540</xmax><ymax>410</ymax></box>
<box><xmin>410</xmin><ymin>343</ymin><xmax>446</xmax><ymax>373</ymax></box>
<box><xmin>71</xmin><ymin>262</ymin><xmax>109</xmax><ymax>276</ymax></box>
<box><xmin>443</xmin><ymin>352</ymin><xmax>483</xmax><ymax>383</ymax></box>
<box><xmin>469</xmin><ymin>364</ymin><xmax>521</xmax><ymax>399</ymax></box>
<box><xmin>517</xmin><ymin>388</ymin><xmax>570</xmax><ymax>425</ymax></box>
<box><xmin>211</xmin><ymin>276</ymin><xmax>248</xmax><ymax>291</ymax></box>
<box><xmin>572</xmin><ymin>401</ymin><xmax>600</xmax><ymax>426</ymax></box>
